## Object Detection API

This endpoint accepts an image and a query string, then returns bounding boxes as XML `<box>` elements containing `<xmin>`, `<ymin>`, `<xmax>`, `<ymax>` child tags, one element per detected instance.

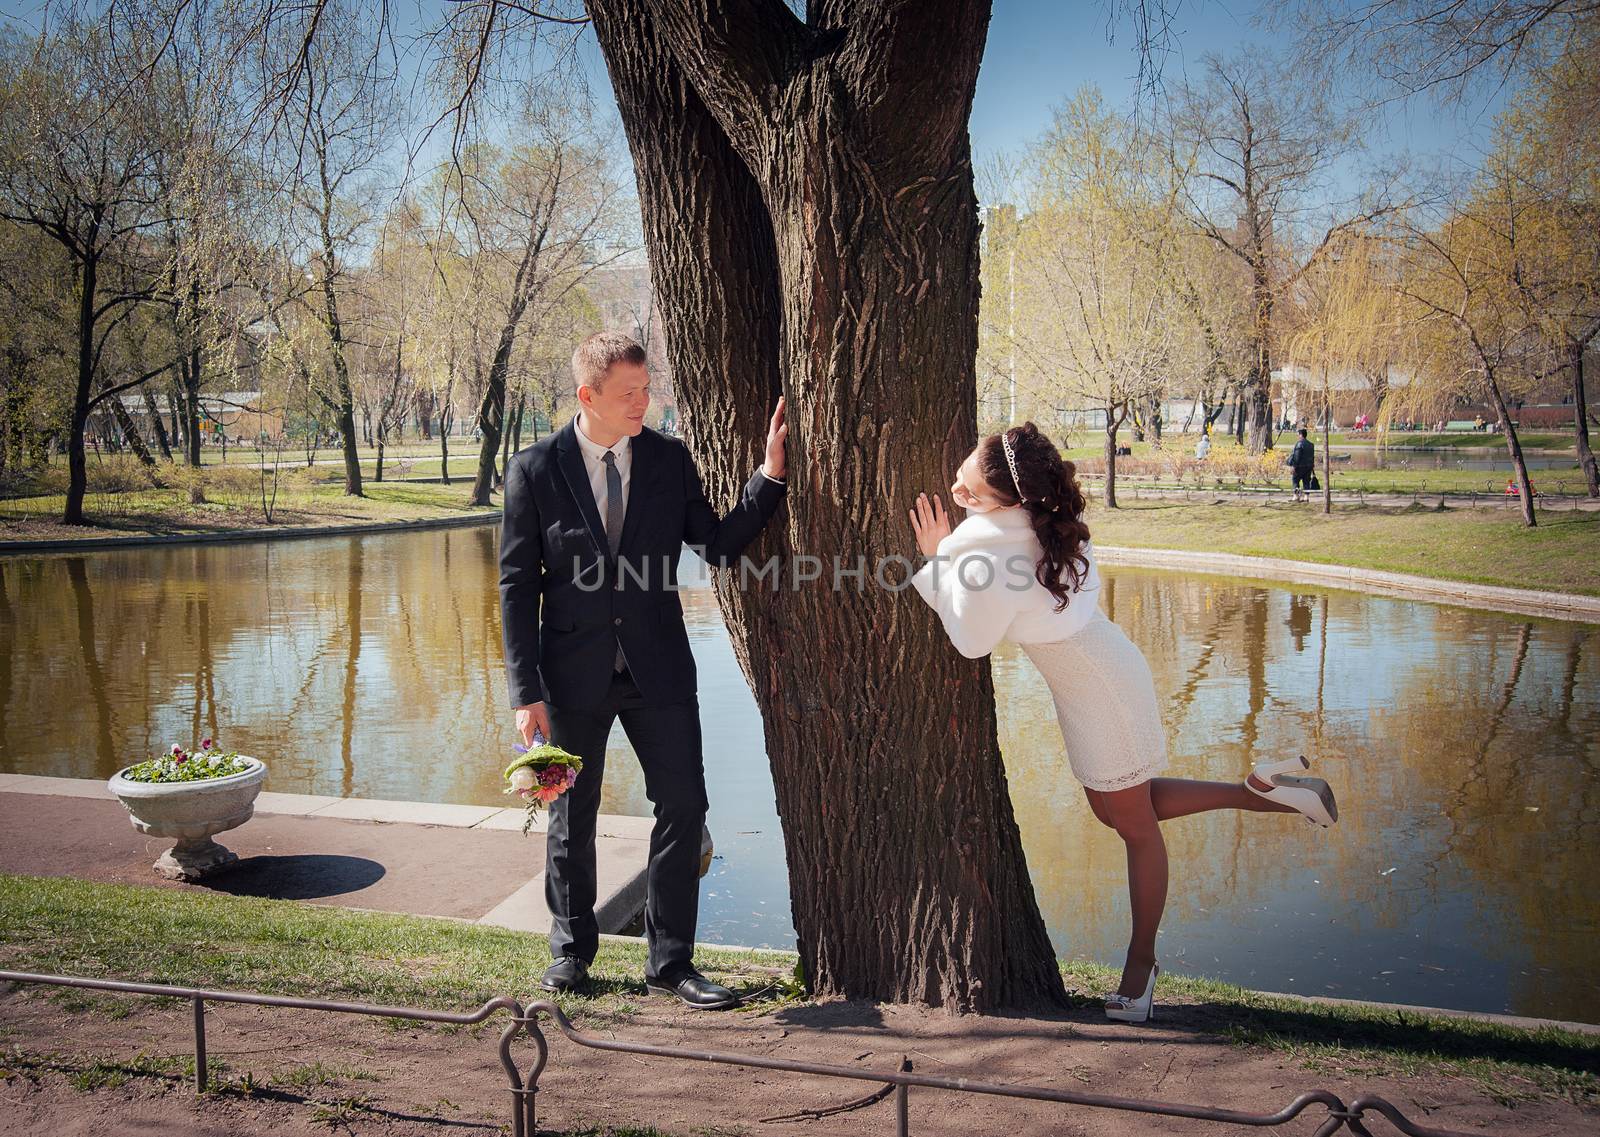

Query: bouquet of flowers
<box><xmin>503</xmin><ymin>730</ymin><xmax>584</xmax><ymax>835</ymax></box>
<box><xmin>123</xmin><ymin>738</ymin><xmax>250</xmax><ymax>783</ymax></box>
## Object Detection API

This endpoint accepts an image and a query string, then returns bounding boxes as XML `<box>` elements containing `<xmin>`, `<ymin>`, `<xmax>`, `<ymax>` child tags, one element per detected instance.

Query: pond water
<box><xmin>2</xmin><ymin>527</ymin><xmax>1595</xmax><ymax>1023</ymax></box>
<box><xmin>1328</xmin><ymin>447</ymin><xmax>1575</xmax><ymax>474</ymax></box>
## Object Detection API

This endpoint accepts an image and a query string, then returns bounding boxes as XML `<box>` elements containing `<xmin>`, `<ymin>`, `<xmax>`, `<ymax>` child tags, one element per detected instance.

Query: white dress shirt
<box><xmin>573</xmin><ymin>414</ymin><xmax>633</xmax><ymax>530</ymax></box>
<box><xmin>572</xmin><ymin>414</ymin><xmax>786</xmax><ymax>532</ymax></box>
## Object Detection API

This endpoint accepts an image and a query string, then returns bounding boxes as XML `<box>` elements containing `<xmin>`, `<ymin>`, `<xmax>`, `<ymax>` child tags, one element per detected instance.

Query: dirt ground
<box><xmin>2</xmin><ymin>981</ymin><xmax>1593</xmax><ymax>1137</ymax></box>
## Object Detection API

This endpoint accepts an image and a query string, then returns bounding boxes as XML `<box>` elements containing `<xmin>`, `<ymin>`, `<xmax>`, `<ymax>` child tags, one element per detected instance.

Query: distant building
<box><xmin>114</xmin><ymin>390</ymin><xmax>284</xmax><ymax>443</ymax></box>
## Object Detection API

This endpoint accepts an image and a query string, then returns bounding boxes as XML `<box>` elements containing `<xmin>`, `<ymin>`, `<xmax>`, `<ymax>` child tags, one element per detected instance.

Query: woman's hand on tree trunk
<box><xmin>909</xmin><ymin>492</ymin><xmax>951</xmax><ymax>557</ymax></box>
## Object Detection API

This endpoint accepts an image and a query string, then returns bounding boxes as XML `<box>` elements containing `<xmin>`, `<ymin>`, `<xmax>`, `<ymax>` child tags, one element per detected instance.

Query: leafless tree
<box><xmin>1167</xmin><ymin>51</ymin><xmax>1400</xmax><ymax>452</ymax></box>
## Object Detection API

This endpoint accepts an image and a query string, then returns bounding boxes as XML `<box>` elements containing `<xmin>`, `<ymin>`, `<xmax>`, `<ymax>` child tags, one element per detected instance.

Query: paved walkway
<box><xmin>0</xmin><ymin>775</ymin><xmax>653</xmax><ymax>935</ymax></box>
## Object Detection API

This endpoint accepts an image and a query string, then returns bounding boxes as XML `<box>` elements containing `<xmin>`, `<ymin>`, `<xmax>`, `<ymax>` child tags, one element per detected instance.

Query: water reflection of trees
<box><xmin>5</xmin><ymin>544</ymin><xmax>1597</xmax><ymax>1018</ymax></box>
<box><xmin>2</xmin><ymin>533</ymin><xmax>513</xmax><ymax>805</ymax></box>
<box><xmin>999</xmin><ymin>569</ymin><xmax>1599</xmax><ymax>1019</ymax></box>
<box><xmin>1001</xmin><ymin>572</ymin><xmax>1326</xmax><ymax>962</ymax></box>
<box><xmin>1388</xmin><ymin>616</ymin><xmax>1599</xmax><ymax>1017</ymax></box>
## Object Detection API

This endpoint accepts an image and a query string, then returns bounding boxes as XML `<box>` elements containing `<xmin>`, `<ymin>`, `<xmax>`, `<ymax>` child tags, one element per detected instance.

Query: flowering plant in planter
<box><xmin>107</xmin><ymin>737</ymin><xmax>265</xmax><ymax>881</ymax></box>
<box><xmin>123</xmin><ymin>737</ymin><xmax>251</xmax><ymax>783</ymax></box>
<box><xmin>503</xmin><ymin>730</ymin><xmax>583</xmax><ymax>835</ymax></box>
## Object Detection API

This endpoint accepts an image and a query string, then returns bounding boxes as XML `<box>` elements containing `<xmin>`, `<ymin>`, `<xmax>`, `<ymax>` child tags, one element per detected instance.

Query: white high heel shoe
<box><xmin>1247</xmin><ymin>755</ymin><xmax>1339</xmax><ymax>827</ymax></box>
<box><xmin>1104</xmin><ymin>961</ymin><xmax>1159</xmax><ymax>1023</ymax></box>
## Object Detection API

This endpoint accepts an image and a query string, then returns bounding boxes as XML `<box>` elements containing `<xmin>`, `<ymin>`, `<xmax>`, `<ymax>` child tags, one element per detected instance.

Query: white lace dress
<box><xmin>909</xmin><ymin>507</ymin><xmax>1168</xmax><ymax>793</ymax></box>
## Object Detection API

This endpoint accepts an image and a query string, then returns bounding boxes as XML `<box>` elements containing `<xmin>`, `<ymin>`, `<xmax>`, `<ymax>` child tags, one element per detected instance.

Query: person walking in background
<box><xmin>1288</xmin><ymin>428</ymin><xmax>1315</xmax><ymax>502</ymax></box>
<box><xmin>1194</xmin><ymin>431</ymin><xmax>1211</xmax><ymax>461</ymax></box>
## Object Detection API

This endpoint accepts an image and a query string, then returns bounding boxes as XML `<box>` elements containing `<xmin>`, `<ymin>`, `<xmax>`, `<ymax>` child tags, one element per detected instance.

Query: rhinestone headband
<box><xmin>1001</xmin><ymin>429</ymin><xmax>1025</xmax><ymax>501</ymax></box>
<box><xmin>1001</xmin><ymin>428</ymin><xmax>1063</xmax><ymax>511</ymax></box>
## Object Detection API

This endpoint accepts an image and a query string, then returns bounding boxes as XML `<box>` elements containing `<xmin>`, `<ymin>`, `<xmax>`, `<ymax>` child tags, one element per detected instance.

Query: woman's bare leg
<box><xmin>1086</xmin><ymin>782</ymin><xmax>1168</xmax><ymax>999</ymax></box>
<box><xmin>1147</xmin><ymin>776</ymin><xmax>1297</xmax><ymax>820</ymax></box>
<box><xmin>1085</xmin><ymin>774</ymin><xmax>1298</xmax><ymax>1000</ymax></box>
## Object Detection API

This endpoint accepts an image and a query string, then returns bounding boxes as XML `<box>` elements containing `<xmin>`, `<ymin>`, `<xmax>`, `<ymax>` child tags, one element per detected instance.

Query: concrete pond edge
<box><xmin>4</xmin><ymin>775</ymin><xmax>1595</xmax><ymax>1040</ymax></box>
<box><xmin>0</xmin><ymin>510</ymin><xmax>501</xmax><ymax>555</ymax></box>
<box><xmin>1096</xmin><ymin>545</ymin><xmax>1600</xmax><ymax>623</ymax></box>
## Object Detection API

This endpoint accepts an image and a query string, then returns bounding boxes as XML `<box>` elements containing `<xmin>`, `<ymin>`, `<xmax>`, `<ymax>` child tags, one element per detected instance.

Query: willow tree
<box><xmin>1285</xmin><ymin>234</ymin><xmax>1397</xmax><ymax>514</ymax></box>
<box><xmin>586</xmin><ymin>0</ymin><xmax>1063</xmax><ymax>1010</ymax></box>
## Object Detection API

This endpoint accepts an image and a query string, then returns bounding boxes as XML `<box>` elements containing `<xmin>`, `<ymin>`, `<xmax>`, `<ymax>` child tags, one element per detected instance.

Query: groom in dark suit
<box><xmin>499</xmin><ymin>331</ymin><xmax>788</xmax><ymax>1009</ymax></box>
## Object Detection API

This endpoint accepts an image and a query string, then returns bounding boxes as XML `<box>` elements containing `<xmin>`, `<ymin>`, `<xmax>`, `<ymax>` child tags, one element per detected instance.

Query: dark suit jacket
<box><xmin>499</xmin><ymin>419</ymin><xmax>787</xmax><ymax>711</ymax></box>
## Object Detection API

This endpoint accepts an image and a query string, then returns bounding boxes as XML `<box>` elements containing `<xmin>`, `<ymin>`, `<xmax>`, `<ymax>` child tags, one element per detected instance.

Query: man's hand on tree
<box><xmin>515</xmin><ymin>703</ymin><xmax>552</xmax><ymax>747</ymax></box>
<box><xmin>762</xmin><ymin>396</ymin><xmax>787</xmax><ymax>480</ymax></box>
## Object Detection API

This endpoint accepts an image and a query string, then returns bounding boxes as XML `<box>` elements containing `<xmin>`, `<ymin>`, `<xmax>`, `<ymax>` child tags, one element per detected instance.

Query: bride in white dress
<box><xmin>907</xmin><ymin>422</ymin><xmax>1339</xmax><ymax>1022</ymax></box>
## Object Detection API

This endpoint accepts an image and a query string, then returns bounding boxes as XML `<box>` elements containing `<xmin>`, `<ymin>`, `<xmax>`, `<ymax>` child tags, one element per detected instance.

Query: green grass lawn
<box><xmin>1086</xmin><ymin>499</ymin><xmax>1600</xmax><ymax>596</ymax></box>
<box><xmin>0</xmin><ymin>873</ymin><xmax>1594</xmax><ymax>1107</ymax></box>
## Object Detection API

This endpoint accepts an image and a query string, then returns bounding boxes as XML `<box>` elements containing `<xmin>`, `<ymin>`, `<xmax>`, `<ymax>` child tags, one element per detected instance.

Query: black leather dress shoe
<box><xmin>538</xmin><ymin>956</ymin><xmax>591</xmax><ymax>993</ymax></box>
<box><xmin>644</xmin><ymin>968</ymin><xmax>738</xmax><ymax>1010</ymax></box>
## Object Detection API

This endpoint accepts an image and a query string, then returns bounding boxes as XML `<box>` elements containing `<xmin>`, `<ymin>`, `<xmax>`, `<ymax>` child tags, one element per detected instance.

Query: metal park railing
<box><xmin>0</xmin><ymin>969</ymin><xmax>1487</xmax><ymax>1137</ymax></box>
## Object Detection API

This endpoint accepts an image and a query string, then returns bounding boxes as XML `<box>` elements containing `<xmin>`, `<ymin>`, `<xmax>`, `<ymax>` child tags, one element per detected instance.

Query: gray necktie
<box><xmin>602</xmin><ymin>450</ymin><xmax>626</xmax><ymax>672</ymax></box>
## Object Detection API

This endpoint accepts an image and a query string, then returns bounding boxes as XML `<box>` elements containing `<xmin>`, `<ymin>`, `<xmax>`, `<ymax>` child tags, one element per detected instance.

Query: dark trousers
<box><xmin>544</xmin><ymin>667</ymin><xmax>708</xmax><ymax>981</ymax></box>
<box><xmin>1293</xmin><ymin>469</ymin><xmax>1314</xmax><ymax>491</ymax></box>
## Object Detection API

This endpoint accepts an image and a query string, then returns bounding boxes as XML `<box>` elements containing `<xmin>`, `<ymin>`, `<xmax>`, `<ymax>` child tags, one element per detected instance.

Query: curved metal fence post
<box><xmin>497</xmin><ymin>1000</ymin><xmax>546</xmax><ymax>1137</ymax></box>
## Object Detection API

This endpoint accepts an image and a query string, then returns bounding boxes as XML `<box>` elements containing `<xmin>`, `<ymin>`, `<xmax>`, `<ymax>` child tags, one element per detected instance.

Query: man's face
<box><xmin>580</xmin><ymin>360</ymin><xmax>651</xmax><ymax>438</ymax></box>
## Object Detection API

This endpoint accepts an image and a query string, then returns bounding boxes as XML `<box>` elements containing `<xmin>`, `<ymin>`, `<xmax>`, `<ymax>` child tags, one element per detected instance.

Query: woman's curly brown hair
<box><xmin>976</xmin><ymin>422</ymin><xmax>1092</xmax><ymax>611</ymax></box>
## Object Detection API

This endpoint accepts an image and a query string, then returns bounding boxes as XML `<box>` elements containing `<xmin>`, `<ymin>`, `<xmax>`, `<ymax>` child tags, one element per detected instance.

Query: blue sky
<box><xmin>559</xmin><ymin>0</ymin><xmax>1508</xmax><ymax>200</ymax></box>
<box><xmin>2</xmin><ymin>0</ymin><xmax>1511</xmax><ymax>198</ymax></box>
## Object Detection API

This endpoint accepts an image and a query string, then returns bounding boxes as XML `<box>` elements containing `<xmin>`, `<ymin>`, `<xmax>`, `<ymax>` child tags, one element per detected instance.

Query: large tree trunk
<box><xmin>1484</xmin><ymin>372</ymin><xmax>1535</xmax><ymax>526</ymax></box>
<box><xmin>142</xmin><ymin>385</ymin><xmax>173</xmax><ymax>462</ymax></box>
<box><xmin>590</xmin><ymin>0</ymin><xmax>1064</xmax><ymax>1011</ymax></box>
<box><xmin>63</xmin><ymin>245</ymin><xmax>98</xmax><ymax>526</ymax></box>
<box><xmin>1571</xmin><ymin>341</ymin><xmax>1598</xmax><ymax>499</ymax></box>
<box><xmin>416</xmin><ymin>386</ymin><xmax>434</xmax><ymax>441</ymax></box>
<box><xmin>468</xmin><ymin>334</ymin><xmax>514</xmax><ymax>505</ymax></box>
<box><xmin>439</xmin><ymin>389</ymin><xmax>453</xmax><ymax>486</ymax></box>
<box><xmin>1322</xmin><ymin>380</ymin><xmax>1332</xmax><ymax>515</ymax></box>
<box><xmin>470</xmin><ymin>240</ymin><xmax>542</xmax><ymax>506</ymax></box>
<box><xmin>1103</xmin><ymin>410</ymin><xmax>1121</xmax><ymax>509</ymax></box>
<box><xmin>180</xmin><ymin>353</ymin><xmax>202</xmax><ymax>467</ymax></box>
<box><xmin>1244</xmin><ymin>262</ymin><xmax>1274</xmax><ymax>453</ymax></box>
<box><xmin>318</xmin><ymin>237</ymin><xmax>363</xmax><ymax>497</ymax></box>
<box><xmin>111</xmin><ymin>398</ymin><xmax>157</xmax><ymax>469</ymax></box>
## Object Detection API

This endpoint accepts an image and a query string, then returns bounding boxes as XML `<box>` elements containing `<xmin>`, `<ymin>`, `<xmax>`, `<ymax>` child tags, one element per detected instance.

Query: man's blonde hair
<box><xmin>571</xmin><ymin>331</ymin><xmax>647</xmax><ymax>392</ymax></box>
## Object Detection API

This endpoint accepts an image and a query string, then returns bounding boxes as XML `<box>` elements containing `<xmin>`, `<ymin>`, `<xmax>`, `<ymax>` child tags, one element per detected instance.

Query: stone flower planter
<box><xmin>107</xmin><ymin>757</ymin><xmax>267</xmax><ymax>881</ymax></box>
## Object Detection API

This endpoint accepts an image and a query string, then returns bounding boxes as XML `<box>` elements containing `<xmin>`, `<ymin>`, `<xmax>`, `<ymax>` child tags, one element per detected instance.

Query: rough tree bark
<box><xmin>63</xmin><ymin>239</ymin><xmax>99</xmax><ymax>524</ymax></box>
<box><xmin>1244</xmin><ymin>254</ymin><xmax>1275</xmax><ymax>450</ymax></box>
<box><xmin>1569</xmin><ymin>339</ymin><xmax>1598</xmax><ymax>498</ymax></box>
<box><xmin>1102</xmin><ymin>404</ymin><xmax>1126</xmax><ymax>509</ymax></box>
<box><xmin>142</xmin><ymin>385</ymin><xmax>173</xmax><ymax>461</ymax></box>
<box><xmin>1484</xmin><ymin>371</ymin><xmax>1536</xmax><ymax>526</ymax></box>
<box><xmin>110</xmin><ymin>398</ymin><xmax>157</xmax><ymax>469</ymax></box>
<box><xmin>589</xmin><ymin>0</ymin><xmax>1064</xmax><ymax>1010</ymax></box>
